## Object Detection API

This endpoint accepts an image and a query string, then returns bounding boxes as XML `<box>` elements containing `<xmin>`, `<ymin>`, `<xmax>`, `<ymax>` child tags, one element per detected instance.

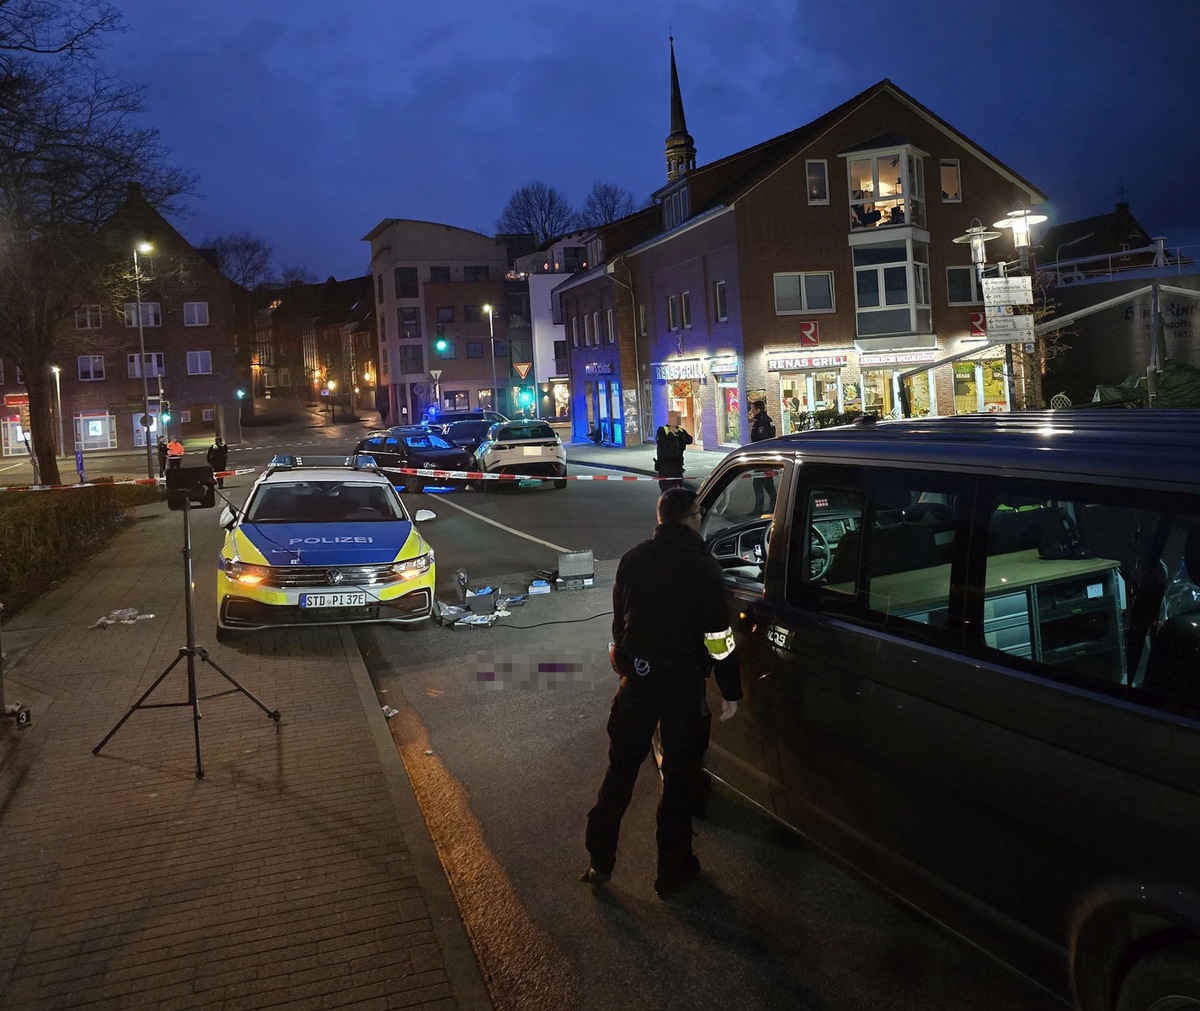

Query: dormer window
<box><xmin>846</xmin><ymin>147</ymin><xmax>926</xmax><ymax>231</ymax></box>
<box><xmin>663</xmin><ymin>186</ymin><xmax>690</xmax><ymax>229</ymax></box>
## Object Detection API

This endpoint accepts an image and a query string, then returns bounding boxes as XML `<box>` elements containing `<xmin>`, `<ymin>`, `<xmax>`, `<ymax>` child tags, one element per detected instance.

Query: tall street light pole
<box><xmin>133</xmin><ymin>242</ymin><xmax>155</xmax><ymax>479</ymax></box>
<box><xmin>483</xmin><ymin>303</ymin><xmax>498</xmax><ymax>413</ymax></box>
<box><xmin>50</xmin><ymin>365</ymin><xmax>63</xmax><ymax>455</ymax></box>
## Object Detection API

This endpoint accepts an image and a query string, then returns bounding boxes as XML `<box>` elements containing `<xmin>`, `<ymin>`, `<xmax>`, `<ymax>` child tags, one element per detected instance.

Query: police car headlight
<box><xmin>393</xmin><ymin>552</ymin><xmax>432</xmax><ymax>580</ymax></box>
<box><xmin>224</xmin><ymin>560</ymin><xmax>271</xmax><ymax>586</ymax></box>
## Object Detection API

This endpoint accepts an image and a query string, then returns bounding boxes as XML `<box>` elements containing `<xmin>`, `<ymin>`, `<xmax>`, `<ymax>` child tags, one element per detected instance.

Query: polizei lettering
<box><xmin>287</xmin><ymin>535</ymin><xmax>374</xmax><ymax>544</ymax></box>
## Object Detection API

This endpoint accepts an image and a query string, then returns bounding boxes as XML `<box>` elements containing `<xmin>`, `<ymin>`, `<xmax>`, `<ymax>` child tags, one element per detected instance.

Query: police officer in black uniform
<box><xmin>748</xmin><ymin>399</ymin><xmax>777</xmax><ymax>514</ymax></box>
<box><xmin>582</xmin><ymin>486</ymin><xmax>742</xmax><ymax>896</ymax></box>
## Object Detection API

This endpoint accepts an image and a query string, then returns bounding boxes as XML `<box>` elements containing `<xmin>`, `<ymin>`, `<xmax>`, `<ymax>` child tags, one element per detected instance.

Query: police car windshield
<box><xmin>245</xmin><ymin>481</ymin><xmax>407</xmax><ymax>523</ymax></box>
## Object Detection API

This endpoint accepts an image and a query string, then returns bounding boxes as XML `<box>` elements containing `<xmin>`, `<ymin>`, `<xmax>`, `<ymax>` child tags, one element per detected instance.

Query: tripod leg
<box><xmin>187</xmin><ymin>651</ymin><xmax>204</xmax><ymax>780</ymax></box>
<box><xmin>93</xmin><ymin>652</ymin><xmax>186</xmax><ymax>754</ymax></box>
<box><xmin>197</xmin><ymin>648</ymin><xmax>281</xmax><ymax>721</ymax></box>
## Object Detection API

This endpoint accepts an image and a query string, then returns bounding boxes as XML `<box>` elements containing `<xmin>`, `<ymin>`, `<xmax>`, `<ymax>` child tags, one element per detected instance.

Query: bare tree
<box><xmin>577</xmin><ymin>181</ymin><xmax>639</xmax><ymax>228</ymax></box>
<box><xmin>0</xmin><ymin>1</ymin><xmax>121</xmax><ymax>58</ymax></box>
<box><xmin>275</xmin><ymin>263</ymin><xmax>319</xmax><ymax>286</ymax></box>
<box><xmin>202</xmin><ymin>230</ymin><xmax>273</xmax><ymax>287</ymax></box>
<box><xmin>495</xmin><ymin>181</ymin><xmax>577</xmax><ymax>245</ymax></box>
<box><xmin>0</xmin><ymin>12</ymin><xmax>193</xmax><ymax>485</ymax></box>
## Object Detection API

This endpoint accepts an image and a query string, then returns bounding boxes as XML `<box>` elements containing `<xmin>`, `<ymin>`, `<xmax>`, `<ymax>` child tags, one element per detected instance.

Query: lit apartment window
<box><xmin>940</xmin><ymin>159</ymin><xmax>961</xmax><ymax>202</ymax></box>
<box><xmin>806</xmin><ymin>161</ymin><xmax>829</xmax><ymax>205</ymax></box>
<box><xmin>848</xmin><ymin>149</ymin><xmax>926</xmax><ymax>230</ymax></box>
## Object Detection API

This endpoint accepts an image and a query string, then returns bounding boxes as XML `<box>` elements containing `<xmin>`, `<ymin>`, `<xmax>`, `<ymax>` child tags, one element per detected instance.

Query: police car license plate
<box><xmin>300</xmin><ymin>592</ymin><xmax>366</xmax><ymax>608</ymax></box>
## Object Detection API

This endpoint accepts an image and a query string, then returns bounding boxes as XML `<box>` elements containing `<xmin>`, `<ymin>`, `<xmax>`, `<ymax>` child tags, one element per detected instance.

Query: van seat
<box><xmin>827</xmin><ymin>523</ymin><xmax>937</xmax><ymax>583</ymax></box>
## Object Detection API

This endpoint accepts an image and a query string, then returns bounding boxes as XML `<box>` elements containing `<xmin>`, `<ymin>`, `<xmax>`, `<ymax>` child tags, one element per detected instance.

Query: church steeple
<box><xmin>665</xmin><ymin>35</ymin><xmax>696</xmax><ymax>183</ymax></box>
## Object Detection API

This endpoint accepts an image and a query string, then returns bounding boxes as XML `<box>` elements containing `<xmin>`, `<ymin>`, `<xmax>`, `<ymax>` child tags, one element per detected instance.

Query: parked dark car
<box><xmin>443</xmin><ymin>419</ymin><xmax>493</xmax><ymax>455</ymax></box>
<box><xmin>354</xmin><ymin>429</ymin><xmax>473</xmax><ymax>493</ymax></box>
<box><xmin>423</xmin><ymin>409</ymin><xmax>507</xmax><ymax>434</ymax></box>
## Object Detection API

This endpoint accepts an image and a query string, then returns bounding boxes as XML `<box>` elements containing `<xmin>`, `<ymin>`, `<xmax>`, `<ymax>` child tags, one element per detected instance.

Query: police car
<box><xmin>215</xmin><ymin>455</ymin><xmax>436</xmax><ymax>640</ymax></box>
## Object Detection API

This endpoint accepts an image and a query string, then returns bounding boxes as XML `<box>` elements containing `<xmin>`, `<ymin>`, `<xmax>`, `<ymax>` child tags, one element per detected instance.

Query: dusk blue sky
<box><xmin>102</xmin><ymin>0</ymin><xmax>1199</xmax><ymax>281</ymax></box>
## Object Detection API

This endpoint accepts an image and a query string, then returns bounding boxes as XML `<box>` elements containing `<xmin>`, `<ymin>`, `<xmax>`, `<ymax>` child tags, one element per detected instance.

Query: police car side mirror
<box><xmin>413</xmin><ymin>509</ymin><xmax>436</xmax><ymax>522</ymax></box>
<box><xmin>219</xmin><ymin>505</ymin><xmax>238</xmax><ymax>529</ymax></box>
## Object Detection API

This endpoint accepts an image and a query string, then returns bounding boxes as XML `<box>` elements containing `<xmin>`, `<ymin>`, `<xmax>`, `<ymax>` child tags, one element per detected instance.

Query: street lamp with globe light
<box><xmin>133</xmin><ymin>241</ymin><xmax>155</xmax><ymax>478</ymax></box>
<box><xmin>483</xmin><ymin>303</ymin><xmax>498</xmax><ymax>413</ymax></box>
<box><xmin>50</xmin><ymin>365</ymin><xmax>63</xmax><ymax>456</ymax></box>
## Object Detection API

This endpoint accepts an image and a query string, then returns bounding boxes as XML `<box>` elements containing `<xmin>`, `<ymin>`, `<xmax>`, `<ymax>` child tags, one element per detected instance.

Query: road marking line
<box><xmin>426</xmin><ymin>495</ymin><xmax>572</xmax><ymax>553</ymax></box>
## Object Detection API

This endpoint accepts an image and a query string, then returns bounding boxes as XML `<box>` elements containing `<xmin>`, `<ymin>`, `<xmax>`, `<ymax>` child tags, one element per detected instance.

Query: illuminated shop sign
<box><xmin>584</xmin><ymin>361</ymin><xmax>614</xmax><ymax>375</ymax></box>
<box><xmin>708</xmin><ymin>356</ymin><xmax>738</xmax><ymax>374</ymax></box>
<box><xmin>652</xmin><ymin>359</ymin><xmax>705</xmax><ymax>380</ymax></box>
<box><xmin>766</xmin><ymin>353</ymin><xmax>849</xmax><ymax>371</ymax></box>
<box><xmin>858</xmin><ymin>351</ymin><xmax>938</xmax><ymax>366</ymax></box>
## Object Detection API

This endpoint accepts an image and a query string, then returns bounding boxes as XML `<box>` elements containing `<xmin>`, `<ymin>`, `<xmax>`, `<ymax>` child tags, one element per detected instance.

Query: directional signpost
<box><xmin>982</xmin><ymin>276</ymin><xmax>1035</xmax><ymax>343</ymax></box>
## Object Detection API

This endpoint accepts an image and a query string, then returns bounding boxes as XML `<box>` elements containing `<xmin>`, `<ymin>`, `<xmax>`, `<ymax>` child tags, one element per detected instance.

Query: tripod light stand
<box><xmin>93</xmin><ymin>465</ymin><xmax>280</xmax><ymax>778</ymax></box>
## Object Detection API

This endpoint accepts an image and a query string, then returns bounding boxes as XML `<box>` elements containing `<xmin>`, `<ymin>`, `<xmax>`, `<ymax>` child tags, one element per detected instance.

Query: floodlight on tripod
<box><xmin>93</xmin><ymin>464</ymin><xmax>280</xmax><ymax>778</ymax></box>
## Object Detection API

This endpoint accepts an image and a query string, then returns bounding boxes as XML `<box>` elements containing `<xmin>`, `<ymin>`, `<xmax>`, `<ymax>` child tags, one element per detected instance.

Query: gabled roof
<box><xmin>1037</xmin><ymin>203</ymin><xmax>1154</xmax><ymax>262</ymax></box>
<box><xmin>615</xmin><ymin>79</ymin><xmax>1047</xmax><ymax>264</ymax></box>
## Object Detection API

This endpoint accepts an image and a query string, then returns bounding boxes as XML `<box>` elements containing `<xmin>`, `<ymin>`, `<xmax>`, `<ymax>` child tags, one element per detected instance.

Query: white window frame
<box><xmin>123</xmin><ymin>302</ymin><xmax>162</xmax><ymax>327</ymax></box>
<box><xmin>714</xmin><ymin>280</ymin><xmax>728</xmax><ymax>322</ymax></box>
<box><xmin>806</xmin><ymin>160</ymin><xmax>829</xmax><ymax>205</ymax></box>
<box><xmin>183</xmin><ymin>301</ymin><xmax>210</xmax><ymax>326</ymax></box>
<box><xmin>940</xmin><ymin>159</ymin><xmax>962</xmax><ymax>202</ymax></box>
<box><xmin>773</xmin><ymin>272</ymin><xmax>836</xmax><ymax>314</ymax></box>
<box><xmin>75</xmin><ymin>305</ymin><xmax>103</xmax><ymax>329</ymax></box>
<box><xmin>846</xmin><ymin>148</ymin><xmax>926</xmax><ymax>230</ymax></box>
<box><xmin>202</xmin><ymin>408</ymin><xmax>215</xmax><ymax>421</ymax></box>
<box><xmin>681</xmin><ymin>291</ymin><xmax>692</xmax><ymax>329</ymax></box>
<box><xmin>853</xmin><ymin>238</ymin><xmax>932</xmax><ymax>337</ymax></box>
<box><xmin>583</xmin><ymin>313</ymin><xmax>592</xmax><ymax>347</ymax></box>
<box><xmin>667</xmin><ymin>295</ymin><xmax>679</xmax><ymax>331</ymax></box>
<box><xmin>592</xmin><ymin>311</ymin><xmax>599</xmax><ymax>346</ymax></box>
<box><xmin>180</xmin><ymin>410</ymin><xmax>192</xmax><ymax>423</ymax></box>
<box><xmin>187</xmin><ymin>350</ymin><xmax>212</xmax><ymax>375</ymax></box>
<box><xmin>78</xmin><ymin>355</ymin><xmax>105</xmax><ymax>381</ymax></box>
<box><xmin>605</xmin><ymin>308</ymin><xmax>615</xmax><ymax>344</ymax></box>
<box><xmin>127</xmin><ymin>352</ymin><xmax>165</xmax><ymax>378</ymax></box>
<box><xmin>946</xmin><ymin>265</ymin><xmax>983</xmax><ymax>305</ymax></box>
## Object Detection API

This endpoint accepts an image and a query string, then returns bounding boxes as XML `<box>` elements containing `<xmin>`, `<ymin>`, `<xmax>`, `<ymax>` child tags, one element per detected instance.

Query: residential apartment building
<box><xmin>556</xmin><ymin>45</ymin><xmax>1049</xmax><ymax>449</ymax></box>
<box><xmin>1</xmin><ymin>183</ymin><xmax>240</xmax><ymax>458</ymax></box>
<box><xmin>363</xmin><ymin>220</ymin><xmax>536</xmax><ymax>425</ymax></box>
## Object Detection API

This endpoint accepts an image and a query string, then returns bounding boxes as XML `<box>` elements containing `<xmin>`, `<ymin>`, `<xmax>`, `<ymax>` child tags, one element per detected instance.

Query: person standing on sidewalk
<box><xmin>156</xmin><ymin>436</ymin><xmax>169</xmax><ymax>478</ymax></box>
<box><xmin>582</xmin><ymin>486</ymin><xmax>742</xmax><ymax>897</ymax></box>
<box><xmin>654</xmin><ymin>411</ymin><xmax>692</xmax><ymax>490</ymax></box>
<box><xmin>206</xmin><ymin>436</ymin><xmax>229</xmax><ymax>488</ymax></box>
<box><xmin>748</xmin><ymin>400</ymin><xmax>777</xmax><ymax>515</ymax></box>
<box><xmin>166</xmin><ymin>436</ymin><xmax>184</xmax><ymax>471</ymax></box>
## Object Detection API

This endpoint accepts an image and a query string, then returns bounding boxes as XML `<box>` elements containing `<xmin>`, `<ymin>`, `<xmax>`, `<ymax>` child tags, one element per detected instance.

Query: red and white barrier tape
<box><xmin>391</xmin><ymin>466</ymin><xmax>668</xmax><ymax>483</ymax></box>
<box><xmin>0</xmin><ymin>467</ymin><xmax>252</xmax><ymax>494</ymax></box>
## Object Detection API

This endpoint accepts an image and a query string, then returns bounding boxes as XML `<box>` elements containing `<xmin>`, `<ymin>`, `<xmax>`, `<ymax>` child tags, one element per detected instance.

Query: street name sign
<box><xmin>985</xmin><ymin>314</ymin><xmax>1035</xmax><ymax>332</ymax></box>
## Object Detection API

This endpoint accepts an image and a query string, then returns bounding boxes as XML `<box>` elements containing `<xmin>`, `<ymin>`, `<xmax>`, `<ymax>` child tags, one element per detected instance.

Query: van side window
<box><xmin>976</xmin><ymin>479</ymin><xmax>1200</xmax><ymax>714</ymax></box>
<box><xmin>790</xmin><ymin>468</ymin><xmax>962</xmax><ymax>639</ymax></box>
<box><xmin>699</xmin><ymin>462</ymin><xmax>786</xmax><ymax>587</ymax></box>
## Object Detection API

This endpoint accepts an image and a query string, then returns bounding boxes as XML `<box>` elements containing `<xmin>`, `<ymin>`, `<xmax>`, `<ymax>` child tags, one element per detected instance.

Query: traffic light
<box><xmin>160</xmin><ymin>399</ymin><xmax>172</xmax><ymax>424</ymax></box>
<box><xmin>434</xmin><ymin>324</ymin><xmax>448</xmax><ymax>352</ymax></box>
<box><xmin>236</xmin><ymin>388</ymin><xmax>246</xmax><ymax>400</ymax></box>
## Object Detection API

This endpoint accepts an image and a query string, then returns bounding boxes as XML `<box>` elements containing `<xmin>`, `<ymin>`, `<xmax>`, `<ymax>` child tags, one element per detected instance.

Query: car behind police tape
<box><xmin>216</xmin><ymin>454</ymin><xmax>436</xmax><ymax>640</ymax></box>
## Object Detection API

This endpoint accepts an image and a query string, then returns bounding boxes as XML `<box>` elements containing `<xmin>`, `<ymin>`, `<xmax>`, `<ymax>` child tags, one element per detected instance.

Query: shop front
<box><xmin>584</xmin><ymin>361</ymin><xmax>623</xmax><ymax>444</ymax></box>
<box><xmin>858</xmin><ymin>350</ymin><xmax>939</xmax><ymax>418</ymax></box>
<box><xmin>953</xmin><ymin>357</ymin><xmax>1010</xmax><ymax>414</ymax></box>
<box><xmin>709</xmin><ymin>356</ymin><xmax>740</xmax><ymax>447</ymax></box>
<box><xmin>766</xmin><ymin>352</ymin><xmax>851</xmax><ymax>435</ymax></box>
<box><xmin>652</xmin><ymin>358</ymin><xmax>706</xmax><ymax>448</ymax></box>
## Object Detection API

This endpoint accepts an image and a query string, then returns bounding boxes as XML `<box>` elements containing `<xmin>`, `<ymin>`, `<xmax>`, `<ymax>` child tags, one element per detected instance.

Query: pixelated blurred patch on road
<box><xmin>470</xmin><ymin>650</ymin><xmax>611</xmax><ymax>690</ymax></box>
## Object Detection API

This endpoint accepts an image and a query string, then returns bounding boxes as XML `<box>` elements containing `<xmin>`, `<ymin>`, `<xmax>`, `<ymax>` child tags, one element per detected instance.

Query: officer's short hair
<box><xmin>751</xmin><ymin>399</ymin><xmax>767</xmax><ymax>412</ymax></box>
<box><xmin>657</xmin><ymin>487</ymin><xmax>699</xmax><ymax>526</ymax></box>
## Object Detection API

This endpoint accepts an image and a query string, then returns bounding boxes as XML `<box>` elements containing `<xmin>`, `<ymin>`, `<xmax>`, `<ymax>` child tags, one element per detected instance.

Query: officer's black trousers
<box><xmin>585</xmin><ymin>672</ymin><xmax>709</xmax><ymax>881</ymax></box>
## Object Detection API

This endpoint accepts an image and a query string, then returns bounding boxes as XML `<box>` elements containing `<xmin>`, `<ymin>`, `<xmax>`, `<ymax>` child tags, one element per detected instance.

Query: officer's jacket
<box><xmin>750</xmin><ymin>412</ymin><xmax>776</xmax><ymax>443</ymax></box>
<box><xmin>611</xmin><ymin>523</ymin><xmax>742</xmax><ymax>701</ymax></box>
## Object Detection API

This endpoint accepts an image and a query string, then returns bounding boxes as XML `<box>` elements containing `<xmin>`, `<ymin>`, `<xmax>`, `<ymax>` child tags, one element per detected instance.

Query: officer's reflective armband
<box><xmin>704</xmin><ymin>627</ymin><xmax>735</xmax><ymax>660</ymax></box>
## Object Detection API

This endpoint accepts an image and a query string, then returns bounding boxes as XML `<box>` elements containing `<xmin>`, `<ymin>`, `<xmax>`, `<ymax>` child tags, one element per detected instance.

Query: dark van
<box><xmin>696</xmin><ymin>410</ymin><xmax>1200</xmax><ymax>1011</ymax></box>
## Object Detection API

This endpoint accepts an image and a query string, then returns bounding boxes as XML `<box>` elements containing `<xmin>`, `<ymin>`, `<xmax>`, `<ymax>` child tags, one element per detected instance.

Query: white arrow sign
<box><xmin>982</xmin><ymin>275</ymin><xmax>1033</xmax><ymax>306</ymax></box>
<box><xmin>985</xmin><ymin>314</ymin><xmax>1035</xmax><ymax>332</ymax></box>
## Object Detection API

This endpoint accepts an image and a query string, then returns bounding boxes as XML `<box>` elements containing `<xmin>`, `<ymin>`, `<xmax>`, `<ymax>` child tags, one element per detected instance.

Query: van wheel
<box><xmin>553</xmin><ymin>475</ymin><xmax>567</xmax><ymax>490</ymax></box>
<box><xmin>1116</xmin><ymin>942</ymin><xmax>1200</xmax><ymax>1011</ymax></box>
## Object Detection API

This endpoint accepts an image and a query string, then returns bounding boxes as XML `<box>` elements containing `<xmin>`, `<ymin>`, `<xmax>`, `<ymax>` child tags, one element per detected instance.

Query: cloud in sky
<box><xmin>103</xmin><ymin>0</ymin><xmax>1199</xmax><ymax>280</ymax></box>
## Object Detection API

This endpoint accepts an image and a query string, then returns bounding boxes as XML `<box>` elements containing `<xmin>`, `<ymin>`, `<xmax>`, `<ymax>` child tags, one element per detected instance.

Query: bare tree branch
<box><xmin>576</xmin><ymin>181</ymin><xmax>639</xmax><ymax>228</ymax></box>
<box><xmin>201</xmin><ymin>230</ymin><xmax>273</xmax><ymax>287</ymax></box>
<box><xmin>495</xmin><ymin>180</ymin><xmax>577</xmax><ymax>245</ymax></box>
<box><xmin>0</xmin><ymin>1</ymin><xmax>122</xmax><ymax>58</ymax></box>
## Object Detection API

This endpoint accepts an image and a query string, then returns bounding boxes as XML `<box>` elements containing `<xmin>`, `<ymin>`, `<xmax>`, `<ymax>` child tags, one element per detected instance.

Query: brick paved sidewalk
<box><xmin>0</xmin><ymin>499</ymin><xmax>490</xmax><ymax>1010</ymax></box>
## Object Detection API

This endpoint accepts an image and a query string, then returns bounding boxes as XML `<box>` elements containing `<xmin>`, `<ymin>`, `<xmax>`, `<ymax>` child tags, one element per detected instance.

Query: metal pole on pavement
<box><xmin>134</xmin><ymin>242</ymin><xmax>155</xmax><ymax>479</ymax></box>
<box><xmin>485</xmin><ymin>304</ymin><xmax>498</xmax><ymax>413</ymax></box>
